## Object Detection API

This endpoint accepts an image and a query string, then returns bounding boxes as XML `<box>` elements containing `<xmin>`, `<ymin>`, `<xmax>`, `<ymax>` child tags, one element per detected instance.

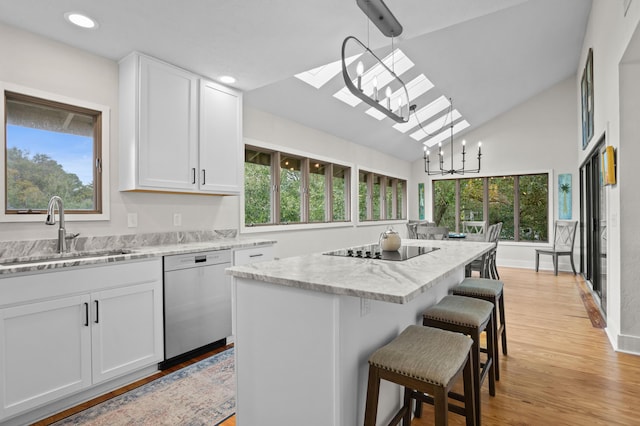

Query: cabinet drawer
<box><xmin>233</xmin><ymin>246</ymin><xmax>274</xmax><ymax>266</ymax></box>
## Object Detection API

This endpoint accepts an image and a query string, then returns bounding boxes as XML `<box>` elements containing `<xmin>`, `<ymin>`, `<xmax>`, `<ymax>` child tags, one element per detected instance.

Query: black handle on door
<box><xmin>84</xmin><ymin>302</ymin><xmax>89</xmax><ymax>326</ymax></box>
<box><xmin>195</xmin><ymin>255</ymin><xmax>207</xmax><ymax>263</ymax></box>
<box><xmin>202</xmin><ymin>169</ymin><xmax>206</xmax><ymax>185</ymax></box>
<box><xmin>192</xmin><ymin>168</ymin><xmax>196</xmax><ymax>184</ymax></box>
<box><xmin>94</xmin><ymin>300</ymin><xmax>99</xmax><ymax>324</ymax></box>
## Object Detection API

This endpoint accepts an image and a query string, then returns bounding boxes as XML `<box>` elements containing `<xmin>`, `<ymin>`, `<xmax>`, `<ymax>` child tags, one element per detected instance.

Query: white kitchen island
<box><xmin>226</xmin><ymin>239</ymin><xmax>493</xmax><ymax>426</ymax></box>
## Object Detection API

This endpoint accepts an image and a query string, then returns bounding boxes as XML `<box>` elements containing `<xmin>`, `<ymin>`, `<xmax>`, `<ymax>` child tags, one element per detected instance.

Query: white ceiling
<box><xmin>0</xmin><ymin>0</ymin><xmax>592</xmax><ymax>162</ymax></box>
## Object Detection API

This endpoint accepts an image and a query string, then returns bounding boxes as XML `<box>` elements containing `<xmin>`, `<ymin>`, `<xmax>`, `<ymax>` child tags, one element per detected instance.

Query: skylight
<box><xmin>294</xmin><ymin>54</ymin><xmax>360</xmax><ymax>89</ymax></box>
<box><xmin>366</xmin><ymin>74</ymin><xmax>434</xmax><ymax>120</ymax></box>
<box><xmin>294</xmin><ymin>48</ymin><xmax>471</xmax><ymax>146</ymax></box>
<box><xmin>392</xmin><ymin>96</ymin><xmax>450</xmax><ymax>133</ymax></box>
<box><xmin>333</xmin><ymin>49</ymin><xmax>414</xmax><ymax>107</ymax></box>
<box><xmin>422</xmin><ymin>120</ymin><xmax>471</xmax><ymax>148</ymax></box>
<box><xmin>409</xmin><ymin>109</ymin><xmax>462</xmax><ymax>142</ymax></box>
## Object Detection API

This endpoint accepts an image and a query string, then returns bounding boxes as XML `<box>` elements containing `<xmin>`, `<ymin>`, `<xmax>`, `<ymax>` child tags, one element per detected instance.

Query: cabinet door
<box><xmin>91</xmin><ymin>281</ymin><xmax>163</xmax><ymax>384</ymax></box>
<box><xmin>199</xmin><ymin>79</ymin><xmax>242</xmax><ymax>194</ymax></box>
<box><xmin>0</xmin><ymin>295</ymin><xmax>91</xmax><ymax>419</ymax></box>
<box><xmin>138</xmin><ymin>56</ymin><xmax>198</xmax><ymax>190</ymax></box>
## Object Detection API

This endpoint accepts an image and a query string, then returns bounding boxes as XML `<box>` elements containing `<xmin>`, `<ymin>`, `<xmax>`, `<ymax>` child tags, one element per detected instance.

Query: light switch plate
<box><xmin>173</xmin><ymin>213</ymin><xmax>182</xmax><ymax>227</ymax></box>
<box><xmin>127</xmin><ymin>213</ymin><xmax>138</xmax><ymax>228</ymax></box>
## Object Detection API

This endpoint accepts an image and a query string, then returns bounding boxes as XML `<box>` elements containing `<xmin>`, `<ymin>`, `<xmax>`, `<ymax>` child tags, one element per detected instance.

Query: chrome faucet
<box><xmin>45</xmin><ymin>196</ymin><xmax>68</xmax><ymax>253</ymax></box>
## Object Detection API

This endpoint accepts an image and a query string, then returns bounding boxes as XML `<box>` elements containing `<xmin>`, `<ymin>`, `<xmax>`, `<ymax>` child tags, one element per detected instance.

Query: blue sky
<box><xmin>7</xmin><ymin>125</ymin><xmax>93</xmax><ymax>184</ymax></box>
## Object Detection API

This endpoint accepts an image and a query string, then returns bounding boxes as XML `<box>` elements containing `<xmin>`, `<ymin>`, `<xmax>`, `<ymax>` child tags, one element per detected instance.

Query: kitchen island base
<box><xmin>233</xmin><ymin>266</ymin><xmax>465</xmax><ymax>426</ymax></box>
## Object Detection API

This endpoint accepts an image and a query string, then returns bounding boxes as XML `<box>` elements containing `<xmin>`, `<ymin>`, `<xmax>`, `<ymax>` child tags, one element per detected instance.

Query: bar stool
<box><xmin>452</xmin><ymin>277</ymin><xmax>507</xmax><ymax>380</ymax></box>
<box><xmin>364</xmin><ymin>325</ymin><xmax>476</xmax><ymax>426</ymax></box>
<box><xmin>421</xmin><ymin>295</ymin><xmax>496</xmax><ymax>424</ymax></box>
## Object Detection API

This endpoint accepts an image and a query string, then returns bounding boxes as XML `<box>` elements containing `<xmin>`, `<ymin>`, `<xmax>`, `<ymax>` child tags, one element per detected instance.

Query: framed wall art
<box><xmin>558</xmin><ymin>173</ymin><xmax>572</xmax><ymax>220</ymax></box>
<box><xmin>581</xmin><ymin>48</ymin><xmax>594</xmax><ymax>149</ymax></box>
<box><xmin>418</xmin><ymin>183</ymin><xmax>425</xmax><ymax>220</ymax></box>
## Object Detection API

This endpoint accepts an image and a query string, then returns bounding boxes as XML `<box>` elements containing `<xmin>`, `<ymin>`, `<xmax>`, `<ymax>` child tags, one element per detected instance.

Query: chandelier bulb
<box><xmin>372</xmin><ymin>76</ymin><xmax>378</xmax><ymax>101</ymax></box>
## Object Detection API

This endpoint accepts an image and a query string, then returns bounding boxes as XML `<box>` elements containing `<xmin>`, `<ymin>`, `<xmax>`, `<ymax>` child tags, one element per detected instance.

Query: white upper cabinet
<box><xmin>199</xmin><ymin>79</ymin><xmax>242</xmax><ymax>194</ymax></box>
<box><xmin>119</xmin><ymin>52</ymin><xmax>242</xmax><ymax>194</ymax></box>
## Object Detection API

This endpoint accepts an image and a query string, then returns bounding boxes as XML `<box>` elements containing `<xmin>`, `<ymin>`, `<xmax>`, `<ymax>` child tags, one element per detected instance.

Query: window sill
<box><xmin>241</xmin><ymin>219</ymin><xmax>407</xmax><ymax>234</ymax></box>
<box><xmin>241</xmin><ymin>221</ymin><xmax>355</xmax><ymax>234</ymax></box>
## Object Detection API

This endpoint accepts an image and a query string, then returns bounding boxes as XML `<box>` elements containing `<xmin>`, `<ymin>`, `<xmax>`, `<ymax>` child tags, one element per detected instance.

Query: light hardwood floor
<box><xmin>38</xmin><ymin>267</ymin><xmax>640</xmax><ymax>425</ymax></box>
<box><xmin>411</xmin><ymin>267</ymin><xmax>640</xmax><ymax>426</ymax></box>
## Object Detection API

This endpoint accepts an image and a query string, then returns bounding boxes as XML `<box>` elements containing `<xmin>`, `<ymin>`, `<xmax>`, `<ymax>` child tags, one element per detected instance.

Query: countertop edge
<box><xmin>0</xmin><ymin>239</ymin><xmax>276</xmax><ymax>276</ymax></box>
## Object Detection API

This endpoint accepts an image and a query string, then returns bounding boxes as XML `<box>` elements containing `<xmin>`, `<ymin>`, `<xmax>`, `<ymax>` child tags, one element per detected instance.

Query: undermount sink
<box><xmin>0</xmin><ymin>249</ymin><xmax>133</xmax><ymax>266</ymax></box>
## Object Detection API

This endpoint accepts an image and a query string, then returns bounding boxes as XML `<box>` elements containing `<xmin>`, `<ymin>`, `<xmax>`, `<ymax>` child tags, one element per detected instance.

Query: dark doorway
<box><xmin>579</xmin><ymin>135</ymin><xmax>607</xmax><ymax>315</ymax></box>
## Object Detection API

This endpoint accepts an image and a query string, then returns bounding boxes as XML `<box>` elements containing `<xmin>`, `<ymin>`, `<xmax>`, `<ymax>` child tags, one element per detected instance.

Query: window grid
<box><xmin>432</xmin><ymin>173</ymin><xmax>549</xmax><ymax>242</ymax></box>
<box><xmin>358</xmin><ymin>170</ymin><xmax>407</xmax><ymax>222</ymax></box>
<box><xmin>4</xmin><ymin>90</ymin><xmax>103</xmax><ymax>215</ymax></box>
<box><xmin>244</xmin><ymin>146</ymin><xmax>352</xmax><ymax>227</ymax></box>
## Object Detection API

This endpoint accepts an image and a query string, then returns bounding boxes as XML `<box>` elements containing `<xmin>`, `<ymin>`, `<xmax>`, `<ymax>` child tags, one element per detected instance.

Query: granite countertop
<box><xmin>0</xmin><ymin>230</ymin><xmax>275</xmax><ymax>276</ymax></box>
<box><xmin>226</xmin><ymin>239</ymin><xmax>493</xmax><ymax>304</ymax></box>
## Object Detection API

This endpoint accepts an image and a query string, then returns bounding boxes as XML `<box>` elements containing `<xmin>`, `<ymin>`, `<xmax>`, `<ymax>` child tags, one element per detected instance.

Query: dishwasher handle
<box><xmin>164</xmin><ymin>250</ymin><xmax>232</xmax><ymax>271</ymax></box>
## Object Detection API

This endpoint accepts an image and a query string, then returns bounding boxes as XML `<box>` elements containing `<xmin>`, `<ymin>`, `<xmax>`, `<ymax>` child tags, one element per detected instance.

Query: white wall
<box><xmin>579</xmin><ymin>0</ymin><xmax>640</xmax><ymax>353</ymax></box>
<box><xmin>410</xmin><ymin>77</ymin><xmax>579</xmax><ymax>271</ymax></box>
<box><xmin>0</xmin><ymin>23</ymin><xmax>411</xmax><ymax>261</ymax></box>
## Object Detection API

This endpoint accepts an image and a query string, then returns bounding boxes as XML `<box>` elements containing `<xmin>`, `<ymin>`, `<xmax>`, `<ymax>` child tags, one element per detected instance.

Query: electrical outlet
<box><xmin>173</xmin><ymin>213</ymin><xmax>182</xmax><ymax>227</ymax></box>
<box><xmin>360</xmin><ymin>298</ymin><xmax>371</xmax><ymax>317</ymax></box>
<box><xmin>127</xmin><ymin>213</ymin><xmax>138</xmax><ymax>228</ymax></box>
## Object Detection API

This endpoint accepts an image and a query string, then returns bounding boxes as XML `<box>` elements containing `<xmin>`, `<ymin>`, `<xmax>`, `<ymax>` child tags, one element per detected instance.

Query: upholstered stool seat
<box><xmin>364</xmin><ymin>325</ymin><xmax>476</xmax><ymax>426</ymax></box>
<box><xmin>421</xmin><ymin>295</ymin><xmax>496</xmax><ymax>423</ymax></box>
<box><xmin>453</xmin><ymin>277</ymin><xmax>508</xmax><ymax>380</ymax></box>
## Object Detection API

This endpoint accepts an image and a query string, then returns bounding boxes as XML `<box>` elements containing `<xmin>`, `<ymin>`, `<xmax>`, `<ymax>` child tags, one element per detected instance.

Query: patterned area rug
<box><xmin>53</xmin><ymin>348</ymin><xmax>235</xmax><ymax>425</ymax></box>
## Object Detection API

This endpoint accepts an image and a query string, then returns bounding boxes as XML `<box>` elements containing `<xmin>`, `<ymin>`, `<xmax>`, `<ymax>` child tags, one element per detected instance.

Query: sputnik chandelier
<box><xmin>343</xmin><ymin>0</ymin><xmax>484</xmax><ymax>175</ymax></box>
<box><xmin>423</xmin><ymin>99</ymin><xmax>482</xmax><ymax>175</ymax></box>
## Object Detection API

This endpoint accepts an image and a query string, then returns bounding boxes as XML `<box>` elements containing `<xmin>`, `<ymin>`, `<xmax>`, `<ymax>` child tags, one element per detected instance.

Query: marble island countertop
<box><xmin>227</xmin><ymin>239</ymin><xmax>493</xmax><ymax>304</ymax></box>
<box><xmin>0</xmin><ymin>230</ymin><xmax>275</xmax><ymax>276</ymax></box>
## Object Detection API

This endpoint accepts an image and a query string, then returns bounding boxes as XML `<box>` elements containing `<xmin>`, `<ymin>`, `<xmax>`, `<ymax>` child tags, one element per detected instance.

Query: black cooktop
<box><xmin>324</xmin><ymin>244</ymin><xmax>439</xmax><ymax>261</ymax></box>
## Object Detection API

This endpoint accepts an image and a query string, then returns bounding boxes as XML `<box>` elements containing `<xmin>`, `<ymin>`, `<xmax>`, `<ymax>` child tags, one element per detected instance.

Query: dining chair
<box><xmin>417</xmin><ymin>226</ymin><xmax>449</xmax><ymax>240</ymax></box>
<box><xmin>407</xmin><ymin>220</ymin><xmax>434</xmax><ymax>239</ymax></box>
<box><xmin>462</xmin><ymin>220</ymin><xmax>486</xmax><ymax>238</ymax></box>
<box><xmin>466</xmin><ymin>222</ymin><xmax>502</xmax><ymax>279</ymax></box>
<box><xmin>535</xmin><ymin>220</ymin><xmax>578</xmax><ymax>275</ymax></box>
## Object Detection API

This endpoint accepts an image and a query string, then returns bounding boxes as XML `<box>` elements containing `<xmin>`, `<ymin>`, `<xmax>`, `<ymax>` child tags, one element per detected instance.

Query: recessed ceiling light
<box><xmin>64</xmin><ymin>12</ymin><xmax>98</xmax><ymax>29</ymax></box>
<box><xmin>219</xmin><ymin>76</ymin><xmax>236</xmax><ymax>84</ymax></box>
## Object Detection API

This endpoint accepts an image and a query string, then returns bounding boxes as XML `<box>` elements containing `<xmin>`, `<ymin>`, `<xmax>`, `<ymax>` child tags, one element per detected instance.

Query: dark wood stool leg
<box><xmin>433</xmin><ymin>387</ymin><xmax>448</xmax><ymax>426</ymax></box>
<box><xmin>462</xmin><ymin>352</ymin><xmax>476</xmax><ymax>426</ymax></box>
<box><xmin>364</xmin><ymin>366</ymin><xmax>380</xmax><ymax>426</ymax></box>
<box><xmin>500</xmin><ymin>293</ymin><xmax>508</xmax><ymax>355</ymax></box>
<box><xmin>487</xmin><ymin>313</ymin><xmax>496</xmax><ymax>397</ymax></box>
<box><xmin>402</xmin><ymin>387</ymin><xmax>412</xmax><ymax>426</ymax></box>
<box><xmin>491</xmin><ymin>299</ymin><xmax>500</xmax><ymax>381</ymax></box>
<box><xmin>471</xmin><ymin>328</ymin><xmax>481</xmax><ymax>424</ymax></box>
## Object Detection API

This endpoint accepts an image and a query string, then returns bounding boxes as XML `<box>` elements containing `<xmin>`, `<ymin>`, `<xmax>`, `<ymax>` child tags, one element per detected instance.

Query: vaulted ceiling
<box><xmin>0</xmin><ymin>0</ymin><xmax>592</xmax><ymax>161</ymax></box>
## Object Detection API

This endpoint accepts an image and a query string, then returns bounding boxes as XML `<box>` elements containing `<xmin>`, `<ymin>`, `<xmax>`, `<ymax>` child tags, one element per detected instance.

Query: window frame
<box><xmin>242</xmin><ymin>140</ymin><xmax>353</xmax><ymax>232</ymax></box>
<box><xmin>430</xmin><ymin>171</ymin><xmax>552</xmax><ymax>243</ymax></box>
<box><xmin>1</xmin><ymin>82</ymin><xmax>110</xmax><ymax>223</ymax></box>
<box><xmin>357</xmin><ymin>167</ymin><xmax>408</xmax><ymax>223</ymax></box>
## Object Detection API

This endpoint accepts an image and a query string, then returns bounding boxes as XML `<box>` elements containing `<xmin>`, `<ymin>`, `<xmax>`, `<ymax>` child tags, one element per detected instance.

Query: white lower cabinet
<box><xmin>91</xmin><ymin>282</ymin><xmax>163</xmax><ymax>384</ymax></box>
<box><xmin>0</xmin><ymin>259</ymin><xmax>163</xmax><ymax>422</ymax></box>
<box><xmin>0</xmin><ymin>295</ymin><xmax>92</xmax><ymax>419</ymax></box>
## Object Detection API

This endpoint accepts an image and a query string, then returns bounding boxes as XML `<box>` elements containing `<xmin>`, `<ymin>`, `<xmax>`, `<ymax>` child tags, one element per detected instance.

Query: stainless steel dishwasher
<box><xmin>161</xmin><ymin>249</ymin><xmax>232</xmax><ymax>369</ymax></box>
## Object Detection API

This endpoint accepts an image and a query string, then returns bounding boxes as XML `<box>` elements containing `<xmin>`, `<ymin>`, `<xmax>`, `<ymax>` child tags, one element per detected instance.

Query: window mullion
<box><xmin>272</xmin><ymin>151</ymin><xmax>281</xmax><ymax>224</ymax></box>
<box><xmin>514</xmin><ymin>176</ymin><xmax>520</xmax><ymax>242</ymax></box>
<box><xmin>455</xmin><ymin>179</ymin><xmax>461</xmax><ymax>233</ymax></box>
<box><xmin>301</xmin><ymin>158</ymin><xmax>309</xmax><ymax>223</ymax></box>
<box><xmin>326</xmin><ymin>163</ymin><xmax>333</xmax><ymax>222</ymax></box>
